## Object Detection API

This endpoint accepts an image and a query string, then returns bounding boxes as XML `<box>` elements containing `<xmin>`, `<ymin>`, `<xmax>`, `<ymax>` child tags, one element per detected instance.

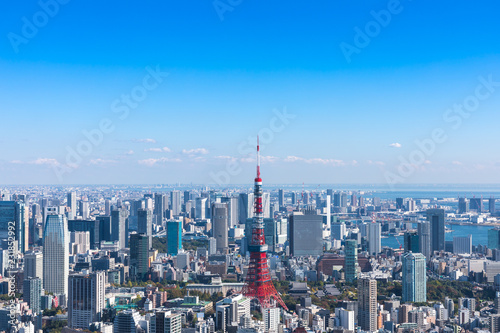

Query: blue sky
<box><xmin>1</xmin><ymin>1</ymin><xmax>500</xmax><ymax>185</ymax></box>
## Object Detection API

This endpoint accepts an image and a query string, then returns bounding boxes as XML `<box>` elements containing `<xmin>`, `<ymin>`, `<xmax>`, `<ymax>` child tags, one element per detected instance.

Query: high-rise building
<box><xmin>470</xmin><ymin>198</ymin><xmax>483</xmax><ymax>213</ymax></box>
<box><xmin>458</xmin><ymin>197</ymin><xmax>469</xmax><ymax>214</ymax></box>
<box><xmin>24</xmin><ymin>251</ymin><xmax>43</xmax><ymax>283</ymax></box>
<box><xmin>402</xmin><ymin>252</ymin><xmax>427</xmax><ymax>303</ymax></box>
<box><xmin>221</xmin><ymin>197</ymin><xmax>238</xmax><ymax>228</ymax></box>
<box><xmin>445</xmin><ymin>297</ymin><xmax>454</xmax><ymax>317</ymax></box>
<box><xmin>331</xmin><ymin>222</ymin><xmax>346</xmax><ymax>241</ymax></box>
<box><xmin>333</xmin><ymin>192</ymin><xmax>341</xmax><ymax>207</ymax></box>
<box><xmin>68</xmin><ymin>219</ymin><xmax>101</xmax><ymax>249</ymax></box>
<box><xmin>111</xmin><ymin>208</ymin><xmax>128</xmax><ymax>249</ymax></box>
<box><xmin>68</xmin><ymin>271</ymin><xmax>106</xmax><ymax>329</ymax></box>
<box><xmin>130</xmin><ymin>233</ymin><xmax>150</xmax><ymax>281</ymax></box>
<box><xmin>43</xmin><ymin>214</ymin><xmax>69</xmax><ymax>301</ymax></box>
<box><xmin>278</xmin><ymin>189</ymin><xmax>285</xmax><ymax>208</ymax></box>
<box><xmin>489</xmin><ymin>228</ymin><xmax>500</xmax><ymax>250</ymax></box>
<box><xmin>345</xmin><ymin>239</ymin><xmax>358</xmax><ymax>283</ymax></box>
<box><xmin>491</xmin><ymin>314</ymin><xmax>500</xmax><ymax>333</ymax></box>
<box><xmin>427</xmin><ymin>209</ymin><xmax>445</xmax><ymax>253</ymax></box>
<box><xmin>418</xmin><ymin>222</ymin><xmax>431</xmax><ymax>260</ymax></box>
<box><xmin>0</xmin><ymin>201</ymin><xmax>29</xmax><ymax>253</ymax></box>
<box><xmin>358</xmin><ymin>278</ymin><xmax>377</xmax><ymax>332</ymax></box>
<box><xmin>490</xmin><ymin>198</ymin><xmax>496</xmax><ymax>214</ymax></box>
<box><xmin>404</xmin><ymin>231</ymin><xmax>420</xmax><ymax>253</ymax></box>
<box><xmin>368</xmin><ymin>223</ymin><xmax>381</xmax><ymax>256</ymax></box>
<box><xmin>208</xmin><ymin>237</ymin><xmax>217</xmax><ymax>255</ymax></box>
<box><xmin>79</xmin><ymin>200</ymin><xmax>90</xmax><ymax>220</ymax></box>
<box><xmin>289</xmin><ymin>210</ymin><xmax>323</xmax><ymax>257</ymax></box>
<box><xmin>195</xmin><ymin>198</ymin><xmax>207</xmax><ymax>220</ymax></box>
<box><xmin>105</xmin><ymin>199</ymin><xmax>111</xmax><ymax>216</ymax></box>
<box><xmin>166</xmin><ymin>220</ymin><xmax>182</xmax><ymax>255</ymax></box>
<box><xmin>138</xmin><ymin>208</ymin><xmax>153</xmax><ymax>245</ymax></box>
<box><xmin>151</xmin><ymin>311</ymin><xmax>182</xmax><ymax>333</ymax></box>
<box><xmin>67</xmin><ymin>192</ymin><xmax>77</xmax><ymax>220</ymax></box>
<box><xmin>170</xmin><ymin>191</ymin><xmax>182</xmax><ymax>216</ymax></box>
<box><xmin>396</xmin><ymin>198</ymin><xmax>404</xmax><ymax>210</ymax></box>
<box><xmin>495</xmin><ymin>292</ymin><xmax>500</xmax><ymax>315</ymax></box>
<box><xmin>335</xmin><ymin>308</ymin><xmax>355</xmax><ymax>331</ymax></box>
<box><xmin>291</xmin><ymin>192</ymin><xmax>297</xmax><ymax>206</ymax></box>
<box><xmin>69</xmin><ymin>231</ymin><xmax>90</xmax><ymax>254</ymax></box>
<box><xmin>453</xmin><ymin>235</ymin><xmax>472</xmax><ymax>254</ymax></box>
<box><xmin>23</xmin><ymin>277</ymin><xmax>41</xmax><ymax>315</ymax></box>
<box><xmin>350</xmin><ymin>194</ymin><xmax>357</xmax><ymax>207</ymax></box>
<box><xmin>183</xmin><ymin>191</ymin><xmax>191</xmax><ymax>205</ymax></box>
<box><xmin>238</xmin><ymin>193</ymin><xmax>254</xmax><ymax>224</ymax></box>
<box><xmin>326</xmin><ymin>194</ymin><xmax>331</xmax><ymax>225</ymax></box>
<box><xmin>263</xmin><ymin>307</ymin><xmax>280</xmax><ymax>333</ymax></box>
<box><xmin>154</xmin><ymin>193</ymin><xmax>165</xmax><ymax>225</ymax></box>
<box><xmin>215</xmin><ymin>294</ymin><xmax>251</xmax><ymax>331</ymax></box>
<box><xmin>212</xmin><ymin>203</ymin><xmax>229</xmax><ymax>254</ymax></box>
<box><xmin>406</xmin><ymin>199</ymin><xmax>416</xmax><ymax>212</ymax></box>
<box><xmin>458</xmin><ymin>297</ymin><xmax>476</xmax><ymax>312</ymax></box>
<box><xmin>113</xmin><ymin>310</ymin><xmax>142</xmax><ymax>333</ymax></box>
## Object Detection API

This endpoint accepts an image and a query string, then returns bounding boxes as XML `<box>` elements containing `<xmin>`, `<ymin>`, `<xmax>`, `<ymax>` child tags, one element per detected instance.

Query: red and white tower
<box><xmin>242</xmin><ymin>138</ymin><xmax>288</xmax><ymax>310</ymax></box>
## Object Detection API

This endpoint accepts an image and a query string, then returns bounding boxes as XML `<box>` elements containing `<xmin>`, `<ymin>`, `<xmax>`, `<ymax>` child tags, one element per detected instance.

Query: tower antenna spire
<box><xmin>257</xmin><ymin>136</ymin><xmax>261</xmax><ymax>179</ymax></box>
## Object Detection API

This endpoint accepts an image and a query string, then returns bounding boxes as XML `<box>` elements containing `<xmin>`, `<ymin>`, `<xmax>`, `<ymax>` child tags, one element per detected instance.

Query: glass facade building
<box><xmin>167</xmin><ymin>220</ymin><xmax>182</xmax><ymax>255</ymax></box>
<box><xmin>402</xmin><ymin>252</ymin><xmax>427</xmax><ymax>303</ymax></box>
<box><xmin>43</xmin><ymin>214</ymin><xmax>69</xmax><ymax>300</ymax></box>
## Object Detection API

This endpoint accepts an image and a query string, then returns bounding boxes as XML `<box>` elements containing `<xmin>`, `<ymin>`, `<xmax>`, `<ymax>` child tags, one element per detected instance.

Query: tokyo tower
<box><xmin>242</xmin><ymin>138</ymin><xmax>288</xmax><ymax>311</ymax></box>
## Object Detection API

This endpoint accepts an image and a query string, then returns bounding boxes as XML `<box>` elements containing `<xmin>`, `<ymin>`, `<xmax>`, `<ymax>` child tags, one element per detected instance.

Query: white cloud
<box><xmin>215</xmin><ymin>155</ymin><xmax>236</xmax><ymax>160</ymax></box>
<box><xmin>138</xmin><ymin>157</ymin><xmax>182</xmax><ymax>166</ymax></box>
<box><xmin>452</xmin><ymin>161</ymin><xmax>462</xmax><ymax>165</ymax></box>
<box><xmin>389</xmin><ymin>143</ymin><xmax>402</xmax><ymax>148</ymax></box>
<box><xmin>368</xmin><ymin>160</ymin><xmax>385</xmax><ymax>166</ymax></box>
<box><xmin>240</xmin><ymin>157</ymin><xmax>255</xmax><ymax>163</ymax></box>
<box><xmin>284</xmin><ymin>156</ymin><xmax>303</xmax><ymax>163</ymax></box>
<box><xmin>10</xmin><ymin>160</ymin><xmax>23</xmax><ymax>164</ymax></box>
<box><xmin>126</xmin><ymin>150</ymin><xmax>134</xmax><ymax>155</ymax></box>
<box><xmin>182</xmin><ymin>148</ymin><xmax>209</xmax><ymax>155</ymax></box>
<box><xmin>261</xmin><ymin>155</ymin><xmax>279</xmax><ymax>163</ymax></box>
<box><xmin>89</xmin><ymin>159</ymin><xmax>117</xmax><ymax>165</ymax></box>
<box><xmin>144</xmin><ymin>147</ymin><xmax>171</xmax><ymax>153</ymax></box>
<box><xmin>134</xmin><ymin>138</ymin><xmax>157</xmax><ymax>144</ymax></box>
<box><xmin>284</xmin><ymin>156</ymin><xmax>346</xmax><ymax>166</ymax></box>
<box><xmin>30</xmin><ymin>158</ymin><xmax>60</xmax><ymax>166</ymax></box>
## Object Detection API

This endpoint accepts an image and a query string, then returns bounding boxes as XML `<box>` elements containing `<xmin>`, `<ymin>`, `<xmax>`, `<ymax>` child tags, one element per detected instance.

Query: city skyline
<box><xmin>3</xmin><ymin>2</ymin><xmax>500</xmax><ymax>332</ymax></box>
<box><xmin>1</xmin><ymin>2</ymin><xmax>500</xmax><ymax>184</ymax></box>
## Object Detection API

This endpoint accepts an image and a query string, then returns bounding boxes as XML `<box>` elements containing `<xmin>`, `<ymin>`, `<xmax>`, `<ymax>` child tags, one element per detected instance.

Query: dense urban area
<box><xmin>2</xmin><ymin>179</ymin><xmax>500</xmax><ymax>333</ymax></box>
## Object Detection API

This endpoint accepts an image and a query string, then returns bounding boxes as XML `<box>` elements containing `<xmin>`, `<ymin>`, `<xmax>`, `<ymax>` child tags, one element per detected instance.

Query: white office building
<box><xmin>263</xmin><ymin>307</ymin><xmax>280</xmax><ymax>333</ymax></box>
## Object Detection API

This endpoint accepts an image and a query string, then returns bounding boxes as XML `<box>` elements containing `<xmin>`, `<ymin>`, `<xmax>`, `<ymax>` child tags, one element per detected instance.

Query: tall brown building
<box><xmin>358</xmin><ymin>278</ymin><xmax>377</xmax><ymax>332</ymax></box>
